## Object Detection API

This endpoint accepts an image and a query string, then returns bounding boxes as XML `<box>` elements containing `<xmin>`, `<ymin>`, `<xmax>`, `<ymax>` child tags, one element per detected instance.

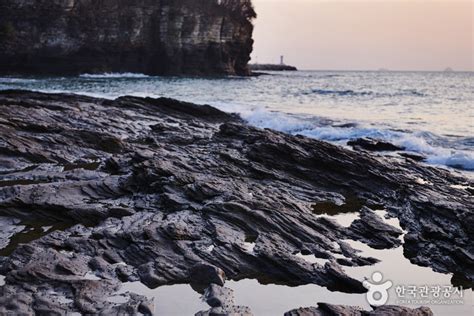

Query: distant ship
<box><xmin>443</xmin><ymin>67</ymin><xmax>454</xmax><ymax>72</ymax></box>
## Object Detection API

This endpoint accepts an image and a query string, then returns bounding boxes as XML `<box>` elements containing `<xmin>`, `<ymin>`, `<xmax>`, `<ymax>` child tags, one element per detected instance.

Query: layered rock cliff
<box><xmin>0</xmin><ymin>0</ymin><xmax>255</xmax><ymax>76</ymax></box>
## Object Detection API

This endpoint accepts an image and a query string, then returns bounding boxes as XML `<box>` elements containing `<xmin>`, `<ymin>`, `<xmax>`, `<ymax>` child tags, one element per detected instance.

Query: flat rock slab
<box><xmin>285</xmin><ymin>303</ymin><xmax>433</xmax><ymax>316</ymax></box>
<box><xmin>0</xmin><ymin>90</ymin><xmax>472</xmax><ymax>314</ymax></box>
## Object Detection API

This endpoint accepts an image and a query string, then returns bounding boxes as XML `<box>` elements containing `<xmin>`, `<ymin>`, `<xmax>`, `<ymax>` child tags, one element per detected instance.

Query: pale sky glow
<box><xmin>251</xmin><ymin>0</ymin><xmax>473</xmax><ymax>71</ymax></box>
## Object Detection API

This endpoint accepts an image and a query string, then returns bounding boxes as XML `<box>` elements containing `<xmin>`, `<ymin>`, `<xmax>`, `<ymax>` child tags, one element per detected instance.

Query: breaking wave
<box><xmin>305</xmin><ymin>89</ymin><xmax>425</xmax><ymax>98</ymax></box>
<box><xmin>0</xmin><ymin>70</ymin><xmax>472</xmax><ymax>171</ymax></box>
<box><xmin>243</xmin><ymin>109</ymin><xmax>474</xmax><ymax>171</ymax></box>
<box><xmin>79</xmin><ymin>73</ymin><xmax>150</xmax><ymax>79</ymax></box>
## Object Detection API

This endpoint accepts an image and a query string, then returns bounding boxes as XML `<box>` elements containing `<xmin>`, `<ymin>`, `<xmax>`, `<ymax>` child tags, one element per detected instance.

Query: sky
<box><xmin>250</xmin><ymin>0</ymin><xmax>473</xmax><ymax>71</ymax></box>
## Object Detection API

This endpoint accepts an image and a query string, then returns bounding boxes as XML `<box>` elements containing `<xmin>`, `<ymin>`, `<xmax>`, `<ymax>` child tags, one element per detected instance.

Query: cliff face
<box><xmin>0</xmin><ymin>0</ymin><xmax>255</xmax><ymax>76</ymax></box>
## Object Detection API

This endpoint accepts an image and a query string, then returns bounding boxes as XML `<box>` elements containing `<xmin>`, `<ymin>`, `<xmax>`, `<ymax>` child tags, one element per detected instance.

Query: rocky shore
<box><xmin>0</xmin><ymin>90</ymin><xmax>472</xmax><ymax>315</ymax></box>
<box><xmin>249</xmin><ymin>64</ymin><xmax>298</xmax><ymax>71</ymax></box>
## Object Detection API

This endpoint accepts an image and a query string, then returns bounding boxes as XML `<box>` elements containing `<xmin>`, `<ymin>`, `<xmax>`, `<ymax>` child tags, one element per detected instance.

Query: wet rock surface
<box><xmin>348</xmin><ymin>138</ymin><xmax>404</xmax><ymax>152</ymax></box>
<box><xmin>285</xmin><ymin>303</ymin><xmax>434</xmax><ymax>316</ymax></box>
<box><xmin>0</xmin><ymin>216</ymin><xmax>23</xmax><ymax>250</ymax></box>
<box><xmin>399</xmin><ymin>152</ymin><xmax>427</xmax><ymax>162</ymax></box>
<box><xmin>0</xmin><ymin>90</ymin><xmax>472</xmax><ymax>314</ymax></box>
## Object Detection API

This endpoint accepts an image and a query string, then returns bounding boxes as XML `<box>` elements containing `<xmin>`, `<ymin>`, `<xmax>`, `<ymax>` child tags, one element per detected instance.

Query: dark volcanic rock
<box><xmin>190</xmin><ymin>263</ymin><xmax>226</xmax><ymax>287</ymax></box>
<box><xmin>0</xmin><ymin>0</ymin><xmax>255</xmax><ymax>76</ymax></box>
<box><xmin>203</xmin><ymin>284</ymin><xmax>235</xmax><ymax>308</ymax></box>
<box><xmin>285</xmin><ymin>303</ymin><xmax>433</xmax><ymax>316</ymax></box>
<box><xmin>399</xmin><ymin>152</ymin><xmax>427</xmax><ymax>162</ymax></box>
<box><xmin>348</xmin><ymin>207</ymin><xmax>403</xmax><ymax>249</ymax></box>
<box><xmin>197</xmin><ymin>284</ymin><xmax>253</xmax><ymax>315</ymax></box>
<box><xmin>348</xmin><ymin>138</ymin><xmax>404</xmax><ymax>152</ymax></box>
<box><xmin>249</xmin><ymin>63</ymin><xmax>298</xmax><ymax>71</ymax></box>
<box><xmin>0</xmin><ymin>90</ymin><xmax>471</xmax><ymax>314</ymax></box>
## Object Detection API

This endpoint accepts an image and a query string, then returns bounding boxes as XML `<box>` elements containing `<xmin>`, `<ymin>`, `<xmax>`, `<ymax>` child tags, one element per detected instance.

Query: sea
<box><xmin>1</xmin><ymin>70</ymin><xmax>473</xmax><ymax>173</ymax></box>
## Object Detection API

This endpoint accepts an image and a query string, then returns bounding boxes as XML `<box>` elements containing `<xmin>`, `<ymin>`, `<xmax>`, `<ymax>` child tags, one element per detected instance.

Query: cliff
<box><xmin>0</xmin><ymin>0</ymin><xmax>255</xmax><ymax>76</ymax></box>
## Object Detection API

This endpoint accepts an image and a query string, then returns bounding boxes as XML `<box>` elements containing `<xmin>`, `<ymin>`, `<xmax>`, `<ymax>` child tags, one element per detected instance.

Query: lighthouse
<box><xmin>280</xmin><ymin>55</ymin><xmax>284</xmax><ymax>65</ymax></box>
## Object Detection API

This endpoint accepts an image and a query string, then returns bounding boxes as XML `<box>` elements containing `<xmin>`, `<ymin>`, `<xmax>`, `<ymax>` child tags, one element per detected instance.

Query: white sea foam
<box><xmin>79</xmin><ymin>73</ymin><xmax>150</xmax><ymax>79</ymax></box>
<box><xmin>1</xmin><ymin>71</ymin><xmax>472</xmax><ymax>171</ymax></box>
<box><xmin>242</xmin><ymin>109</ymin><xmax>313</xmax><ymax>133</ymax></box>
<box><xmin>0</xmin><ymin>77</ymin><xmax>38</xmax><ymax>83</ymax></box>
<box><xmin>242</xmin><ymin>109</ymin><xmax>474</xmax><ymax>171</ymax></box>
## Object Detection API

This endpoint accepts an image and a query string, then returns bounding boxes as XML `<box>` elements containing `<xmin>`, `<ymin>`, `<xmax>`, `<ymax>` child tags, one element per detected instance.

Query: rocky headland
<box><xmin>249</xmin><ymin>63</ymin><xmax>298</xmax><ymax>71</ymax></box>
<box><xmin>0</xmin><ymin>0</ymin><xmax>255</xmax><ymax>76</ymax></box>
<box><xmin>0</xmin><ymin>90</ymin><xmax>472</xmax><ymax>315</ymax></box>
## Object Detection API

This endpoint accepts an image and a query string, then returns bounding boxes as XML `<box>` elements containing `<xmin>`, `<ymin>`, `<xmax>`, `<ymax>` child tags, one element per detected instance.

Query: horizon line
<box><xmin>281</xmin><ymin>68</ymin><xmax>474</xmax><ymax>73</ymax></box>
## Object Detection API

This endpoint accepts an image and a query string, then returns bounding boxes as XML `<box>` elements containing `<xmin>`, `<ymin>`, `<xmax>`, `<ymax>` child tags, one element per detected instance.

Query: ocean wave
<box><xmin>79</xmin><ymin>73</ymin><xmax>150</xmax><ymax>79</ymax></box>
<box><xmin>242</xmin><ymin>109</ymin><xmax>474</xmax><ymax>171</ymax></box>
<box><xmin>242</xmin><ymin>109</ymin><xmax>314</xmax><ymax>133</ymax></box>
<box><xmin>309</xmin><ymin>89</ymin><xmax>369</xmax><ymax>96</ymax></box>
<box><xmin>305</xmin><ymin>88</ymin><xmax>425</xmax><ymax>98</ymax></box>
<box><xmin>400</xmin><ymin>89</ymin><xmax>425</xmax><ymax>97</ymax></box>
<box><xmin>317</xmin><ymin>74</ymin><xmax>343</xmax><ymax>78</ymax></box>
<box><xmin>0</xmin><ymin>77</ymin><xmax>38</xmax><ymax>83</ymax></box>
<box><xmin>381</xmin><ymin>132</ymin><xmax>474</xmax><ymax>170</ymax></box>
<box><xmin>427</xmin><ymin>152</ymin><xmax>474</xmax><ymax>171</ymax></box>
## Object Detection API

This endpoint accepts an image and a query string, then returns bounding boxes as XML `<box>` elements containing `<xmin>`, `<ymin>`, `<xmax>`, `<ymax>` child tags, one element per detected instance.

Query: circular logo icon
<box><xmin>363</xmin><ymin>272</ymin><xmax>393</xmax><ymax>306</ymax></box>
